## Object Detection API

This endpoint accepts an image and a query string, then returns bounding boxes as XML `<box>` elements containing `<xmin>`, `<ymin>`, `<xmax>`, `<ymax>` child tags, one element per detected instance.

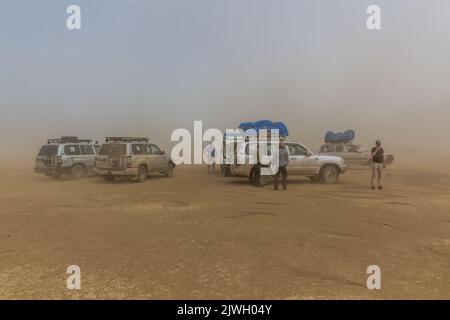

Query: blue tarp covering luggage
<box><xmin>324</xmin><ymin>130</ymin><xmax>355</xmax><ymax>143</ymax></box>
<box><xmin>238</xmin><ymin>120</ymin><xmax>289</xmax><ymax>137</ymax></box>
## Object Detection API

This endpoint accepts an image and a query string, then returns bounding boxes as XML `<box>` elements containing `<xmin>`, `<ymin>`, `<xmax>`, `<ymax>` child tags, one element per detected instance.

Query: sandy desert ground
<box><xmin>0</xmin><ymin>155</ymin><xmax>450</xmax><ymax>299</ymax></box>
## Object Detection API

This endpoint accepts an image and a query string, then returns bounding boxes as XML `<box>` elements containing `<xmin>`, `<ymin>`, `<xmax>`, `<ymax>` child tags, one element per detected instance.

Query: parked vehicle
<box><xmin>230</xmin><ymin>141</ymin><xmax>346</xmax><ymax>184</ymax></box>
<box><xmin>319</xmin><ymin>142</ymin><xmax>394</xmax><ymax>166</ymax></box>
<box><xmin>94</xmin><ymin>137</ymin><xmax>175</xmax><ymax>182</ymax></box>
<box><xmin>34</xmin><ymin>136</ymin><xmax>100</xmax><ymax>179</ymax></box>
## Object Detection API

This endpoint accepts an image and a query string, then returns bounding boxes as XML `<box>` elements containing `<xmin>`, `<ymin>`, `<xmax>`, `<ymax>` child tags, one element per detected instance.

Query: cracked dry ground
<box><xmin>0</xmin><ymin>158</ymin><xmax>449</xmax><ymax>299</ymax></box>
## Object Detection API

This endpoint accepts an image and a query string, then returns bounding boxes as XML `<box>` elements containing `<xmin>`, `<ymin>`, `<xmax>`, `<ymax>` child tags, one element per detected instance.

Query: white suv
<box><xmin>35</xmin><ymin>136</ymin><xmax>100</xmax><ymax>179</ymax></box>
<box><xmin>230</xmin><ymin>141</ymin><xmax>346</xmax><ymax>184</ymax></box>
<box><xmin>95</xmin><ymin>137</ymin><xmax>175</xmax><ymax>182</ymax></box>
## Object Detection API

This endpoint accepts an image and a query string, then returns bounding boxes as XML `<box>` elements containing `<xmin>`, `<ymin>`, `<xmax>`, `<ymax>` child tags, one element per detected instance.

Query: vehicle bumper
<box><xmin>94</xmin><ymin>167</ymin><xmax>138</xmax><ymax>176</ymax></box>
<box><xmin>34</xmin><ymin>167</ymin><xmax>70</xmax><ymax>174</ymax></box>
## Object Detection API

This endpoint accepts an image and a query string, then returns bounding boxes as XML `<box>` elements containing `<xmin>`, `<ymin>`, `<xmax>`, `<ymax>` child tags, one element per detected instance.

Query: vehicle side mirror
<box><xmin>307</xmin><ymin>150</ymin><xmax>313</xmax><ymax>157</ymax></box>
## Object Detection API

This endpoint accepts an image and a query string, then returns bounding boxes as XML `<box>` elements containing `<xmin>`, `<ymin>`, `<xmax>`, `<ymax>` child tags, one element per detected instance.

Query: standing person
<box><xmin>274</xmin><ymin>138</ymin><xmax>289</xmax><ymax>190</ymax></box>
<box><xmin>370</xmin><ymin>140</ymin><xmax>386</xmax><ymax>189</ymax></box>
<box><xmin>204</xmin><ymin>143</ymin><xmax>216</xmax><ymax>175</ymax></box>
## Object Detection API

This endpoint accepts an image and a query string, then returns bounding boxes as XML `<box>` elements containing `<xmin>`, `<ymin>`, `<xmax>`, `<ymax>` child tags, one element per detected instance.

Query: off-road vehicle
<box><xmin>230</xmin><ymin>141</ymin><xmax>347</xmax><ymax>184</ymax></box>
<box><xmin>95</xmin><ymin>137</ymin><xmax>175</xmax><ymax>182</ymax></box>
<box><xmin>319</xmin><ymin>142</ymin><xmax>394</xmax><ymax>166</ymax></box>
<box><xmin>34</xmin><ymin>136</ymin><xmax>100</xmax><ymax>179</ymax></box>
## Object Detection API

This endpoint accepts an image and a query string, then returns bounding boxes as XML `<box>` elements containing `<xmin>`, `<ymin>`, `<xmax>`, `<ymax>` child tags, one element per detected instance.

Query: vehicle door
<box><xmin>286</xmin><ymin>143</ymin><xmax>306</xmax><ymax>174</ymax></box>
<box><xmin>63</xmin><ymin>144</ymin><xmax>81</xmax><ymax>166</ymax></box>
<box><xmin>36</xmin><ymin>144</ymin><xmax>60</xmax><ymax>167</ymax></box>
<box><xmin>80</xmin><ymin>144</ymin><xmax>96</xmax><ymax>170</ymax></box>
<box><xmin>131</xmin><ymin>144</ymin><xmax>146</xmax><ymax>169</ymax></box>
<box><xmin>150</xmin><ymin>144</ymin><xmax>167</xmax><ymax>171</ymax></box>
<box><xmin>344</xmin><ymin>144</ymin><xmax>365</xmax><ymax>165</ymax></box>
<box><xmin>287</xmin><ymin>143</ymin><xmax>318</xmax><ymax>174</ymax></box>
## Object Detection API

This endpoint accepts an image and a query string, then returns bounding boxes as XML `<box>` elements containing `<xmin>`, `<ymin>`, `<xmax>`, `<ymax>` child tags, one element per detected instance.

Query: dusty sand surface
<box><xmin>0</xmin><ymin>156</ymin><xmax>450</xmax><ymax>299</ymax></box>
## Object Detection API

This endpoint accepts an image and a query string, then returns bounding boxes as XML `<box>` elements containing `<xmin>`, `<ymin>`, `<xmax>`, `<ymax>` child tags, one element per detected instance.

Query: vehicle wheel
<box><xmin>103</xmin><ymin>175</ymin><xmax>115</xmax><ymax>182</ymax></box>
<box><xmin>309</xmin><ymin>176</ymin><xmax>320</xmax><ymax>182</ymax></box>
<box><xmin>136</xmin><ymin>165</ymin><xmax>147</xmax><ymax>182</ymax></box>
<box><xmin>249</xmin><ymin>167</ymin><xmax>270</xmax><ymax>185</ymax></box>
<box><xmin>320</xmin><ymin>165</ymin><xmax>340</xmax><ymax>184</ymax></box>
<box><xmin>260</xmin><ymin>175</ymin><xmax>271</xmax><ymax>185</ymax></box>
<box><xmin>165</xmin><ymin>163</ymin><xmax>174</xmax><ymax>177</ymax></box>
<box><xmin>70</xmin><ymin>164</ymin><xmax>86</xmax><ymax>180</ymax></box>
<box><xmin>222</xmin><ymin>166</ymin><xmax>232</xmax><ymax>177</ymax></box>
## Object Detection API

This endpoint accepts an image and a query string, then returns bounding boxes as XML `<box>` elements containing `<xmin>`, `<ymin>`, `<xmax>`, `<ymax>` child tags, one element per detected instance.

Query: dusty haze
<box><xmin>2</xmin><ymin>1</ymin><xmax>450</xmax><ymax>300</ymax></box>
<box><xmin>1</xmin><ymin>0</ymin><xmax>450</xmax><ymax>158</ymax></box>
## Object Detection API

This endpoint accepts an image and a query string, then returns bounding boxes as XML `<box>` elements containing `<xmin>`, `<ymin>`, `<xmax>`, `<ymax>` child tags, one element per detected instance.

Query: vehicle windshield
<box><xmin>98</xmin><ymin>144</ymin><xmax>126</xmax><ymax>156</ymax></box>
<box><xmin>38</xmin><ymin>145</ymin><xmax>59</xmax><ymax>156</ymax></box>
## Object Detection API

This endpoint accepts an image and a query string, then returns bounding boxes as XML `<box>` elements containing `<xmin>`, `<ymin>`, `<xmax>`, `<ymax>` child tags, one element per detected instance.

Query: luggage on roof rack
<box><xmin>238</xmin><ymin>120</ymin><xmax>289</xmax><ymax>137</ymax></box>
<box><xmin>105</xmin><ymin>137</ymin><xmax>149</xmax><ymax>143</ymax></box>
<box><xmin>324</xmin><ymin>130</ymin><xmax>355</xmax><ymax>143</ymax></box>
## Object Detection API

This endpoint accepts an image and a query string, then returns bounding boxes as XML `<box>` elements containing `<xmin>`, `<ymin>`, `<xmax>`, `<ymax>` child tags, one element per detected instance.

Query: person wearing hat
<box><xmin>370</xmin><ymin>140</ymin><xmax>386</xmax><ymax>189</ymax></box>
<box><xmin>274</xmin><ymin>137</ymin><xmax>289</xmax><ymax>190</ymax></box>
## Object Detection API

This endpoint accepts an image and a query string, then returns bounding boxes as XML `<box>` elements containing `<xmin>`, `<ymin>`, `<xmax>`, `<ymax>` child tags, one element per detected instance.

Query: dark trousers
<box><xmin>253</xmin><ymin>164</ymin><xmax>263</xmax><ymax>187</ymax></box>
<box><xmin>274</xmin><ymin>166</ymin><xmax>287</xmax><ymax>190</ymax></box>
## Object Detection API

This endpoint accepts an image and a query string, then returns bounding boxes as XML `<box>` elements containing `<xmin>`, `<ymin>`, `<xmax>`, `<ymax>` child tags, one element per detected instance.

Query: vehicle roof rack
<box><xmin>46</xmin><ymin>137</ymin><xmax>94</xmax><ymax>144</ymax></box>
<box><xmin>105</xmin><ymin>137</ymin><xmax>149</xmax><ymax>143</ymax></box>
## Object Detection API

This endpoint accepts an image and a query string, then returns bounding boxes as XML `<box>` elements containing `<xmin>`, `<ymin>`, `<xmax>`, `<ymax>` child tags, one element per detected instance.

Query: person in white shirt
<box><xmin>204</xmin><ymin>143</ymin><xmax>216</xmax><ymax>175</ymax></box>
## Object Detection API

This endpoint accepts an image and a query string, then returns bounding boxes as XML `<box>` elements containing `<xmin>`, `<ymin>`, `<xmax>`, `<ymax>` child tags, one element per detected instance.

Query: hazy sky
<box><xmin>1</xmin><ymin>0</ymin><xmax>450</xmax><ymax>154</ymax></box>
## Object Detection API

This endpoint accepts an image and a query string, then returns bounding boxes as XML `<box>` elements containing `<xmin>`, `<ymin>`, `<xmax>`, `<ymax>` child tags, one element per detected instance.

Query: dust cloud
<box><xmin>1</xmin><ymin>0</ymin><xmax>450</xmax><ymax>163</ymax></box>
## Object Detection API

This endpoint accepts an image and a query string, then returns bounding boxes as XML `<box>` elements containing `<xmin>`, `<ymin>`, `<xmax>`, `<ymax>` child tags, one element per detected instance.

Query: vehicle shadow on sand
<box><xmin>226</xmin><ymin>177</ymin><xmax>314</xmax><ymax>186</ymax></box>
<box><xmin>93</xmin><ymin>174</ymin><xmax>168</xmax><ymax>184</ymax></box>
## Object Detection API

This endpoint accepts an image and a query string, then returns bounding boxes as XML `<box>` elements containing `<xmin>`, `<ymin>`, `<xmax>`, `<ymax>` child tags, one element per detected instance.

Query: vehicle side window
<box><xmin>80</xmin><ymin>145</ymin><xmax>95</xmax><ymax>155</ymax></box>
<box><xmin>244</xmin><ymin>143</ymin><xmax>257</xmax><ymax>156</ymax></box>
<box><xmin>150</xmin><ymin>144</ymin><xmax>162</xmax><ymax>155</ymax></box>
<box><xmin>142</xmin><ymin>144</ymin><xmax>152</xmax><ymax>155</ymax></box>
<box><xmin>64</xmin><ymin>145</ymin><xmax>80</xmax><ymax>155</ymax></box>
<box><xmin>131</xmin><ymin>144</ymin><xmax>144</xmax><ymax>155</ymax></box>
<box><xmin>287</xmin><ymin>144</ymin><xmax>308</xmax><ymax>156</ymax></box>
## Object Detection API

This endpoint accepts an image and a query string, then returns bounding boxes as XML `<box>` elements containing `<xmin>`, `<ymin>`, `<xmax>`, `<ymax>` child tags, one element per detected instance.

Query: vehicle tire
<box><xmin>103</xmin><ymin>175</ymin><xmax>115</xmax><ymax>182</ymax></box>
<box><xmin>165</xmin><ymin>162</ymin><xmax>175</xmax><ymax>177</ymax></box>
<box><xmin>309</xmin><ymin>176</ymin><xmax>320</xmax><ymax>182</ymax></box>
<box><xmin>249</xmin><ymin>167</ymin><xmax>256</xmax><ymax>183</ymax></box>
<box><xmin>249</xmin><ymin>167</ymin><xmax>270</xmax><ymax>185</ymax></box>
<box><xmin>320</xmin><ymin>165</ymin><xmax>340</xmax><ymax>184</ymax></box>
<box><xmin>70</xmin><ymin>164</ymin><xmax>86</xmax><ymax>180</ymax></box>
<box><xmin>260</xmin><ymin>175</ymin><xmax>270</xmax><ymax>185</ymax></box>
<box><xmin>221</xmin><ymin>166</ymin><xmax>232</xmax><ymax>177</ymax></box>
<box><xmin>136</xmin><ymin>165</ymin><xmax>147</xmax><ymax>183</ymax></box>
